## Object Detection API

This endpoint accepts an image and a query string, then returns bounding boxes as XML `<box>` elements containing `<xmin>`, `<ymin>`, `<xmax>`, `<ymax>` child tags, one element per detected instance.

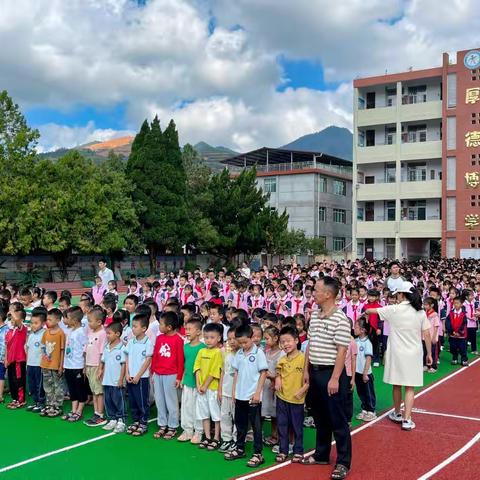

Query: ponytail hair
<box><xmin>404</xmin><ymin>288</ymin><xmax>423</xmax><ymax>311</ymax></box>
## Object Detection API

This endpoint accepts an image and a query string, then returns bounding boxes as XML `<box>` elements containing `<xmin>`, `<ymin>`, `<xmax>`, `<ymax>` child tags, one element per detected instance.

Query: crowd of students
<box><xmin>0</xmin><ymin>258</ymin><xmax>478</xmax><ymax>471</ymax></box>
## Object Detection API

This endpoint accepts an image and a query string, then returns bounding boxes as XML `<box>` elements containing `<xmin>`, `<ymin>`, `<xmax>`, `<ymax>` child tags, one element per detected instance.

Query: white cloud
<box><xmin>36</xmin><ymin>122</ymin><xmax>134</xmax><ymax>153</ymax></box>
<box><xmin>2</xmin><ymin>0</ymin><xmax>480</xmax><ymax>152</ymax></box>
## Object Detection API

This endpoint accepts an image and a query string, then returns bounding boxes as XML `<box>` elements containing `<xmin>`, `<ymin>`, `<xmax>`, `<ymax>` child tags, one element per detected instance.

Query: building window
<box><xmin>318</xmin><ymin>206</ymin><xmax>326</xmax><ymax>222</ymax></box>
<box><xmin>333</xmin><ymin>180</ymin><xmax>346</xmax><ymax>196</ymax></box>
<box><xmin>333</xmin><ymin>237</ymin><xmax>346</xmax><ymax>251</ymax></box>
<box><xmin>333</xmin><ymin>208</ymin><xmax>346</xmax><ymax>224</ymax></box>
<box><xmin>319</xmin><ymin>176</ymin><xmax>327</xmax><ymax>193</ymax></box>
<box><xmin>357</xmin><ymin>206</ymin><xmax>364</xmax><ymax>221</ymax></box>
<box><xmin>385</xmin><ymin>201</ymin><xmax>396</xmax><ymax>221</ymax></box>
<box><xmin>263</xmin><ymin>177</ymin><xmax>276</xmax><ymax>193</ymax></box>
<box><xmin>402</xmin><ymin>200</ymin><xmax>426</xmax><ymax>220</ymax></box>
<box><xmin>357</xmin><ymin>241</ymin><xmax>365</xmax><ymax>257</ymax></box>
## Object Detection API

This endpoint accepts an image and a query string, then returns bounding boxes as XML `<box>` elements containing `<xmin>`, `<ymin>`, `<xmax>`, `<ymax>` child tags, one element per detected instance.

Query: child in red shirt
<box><xmin>365</xmin><ymin>289</ymin><xmax>382</xmax><ymax>367</ymax></box>
<box><xmin>5</xmin><ymin>307</ymin><xmax>28</xmax><ymax>408</ymax></box>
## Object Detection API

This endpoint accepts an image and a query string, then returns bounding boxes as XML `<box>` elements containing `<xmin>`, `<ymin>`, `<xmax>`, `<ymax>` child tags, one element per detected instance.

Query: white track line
<box><xmin>0</xmin><ymin>418</ymin><xmax>157</xmax><ymax>474</ymax></box>
<box><xmin>417</xmin><ymin>431</ymin><xmax>480</xmax><ymax>480</ymax></box>
<box><xmin>235</xmin><ymin>358</ymin><xmax>480</xmax><ymax>480</ymax></box>
<box><xmin>412</xmin><ymin>408</ymin><xmax>480</xmax><ymax>422</ymax></box>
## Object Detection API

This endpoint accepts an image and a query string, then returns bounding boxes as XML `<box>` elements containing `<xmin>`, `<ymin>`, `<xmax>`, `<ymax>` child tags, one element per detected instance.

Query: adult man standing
<box><xmin>301</xmin><ymin>276</ymin><xmax>351</xmax><ymax>480</ymax></box>
<box><xmin>98</xmin><ymin>259</ymin><xmax>114</xmax><ymax>288</ymax></box>
<box><xmin>386</xmin><ymin>261</ymin><xmax>404</xmax><ymax>293</ymax></box>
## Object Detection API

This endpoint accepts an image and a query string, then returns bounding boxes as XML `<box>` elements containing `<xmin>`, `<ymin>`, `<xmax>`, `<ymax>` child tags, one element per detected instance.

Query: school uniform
<box><xmin>445</xmin><ymin>309</ymin><xmax>468</xmax><ymax>363</ymax></box>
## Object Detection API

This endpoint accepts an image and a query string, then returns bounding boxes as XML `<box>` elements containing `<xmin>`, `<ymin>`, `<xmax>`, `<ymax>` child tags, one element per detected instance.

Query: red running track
<box><xmin>234</xmin><ymin>359</ymin><xmax>480</xmax><ymax>480</ymax></box>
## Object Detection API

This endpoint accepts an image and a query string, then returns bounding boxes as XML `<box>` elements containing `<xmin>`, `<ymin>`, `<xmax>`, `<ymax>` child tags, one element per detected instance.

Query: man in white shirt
<box><xmin>98</xmin><ymin>259</ymin><xmax>114</xmax><ymax>288</ymax></box>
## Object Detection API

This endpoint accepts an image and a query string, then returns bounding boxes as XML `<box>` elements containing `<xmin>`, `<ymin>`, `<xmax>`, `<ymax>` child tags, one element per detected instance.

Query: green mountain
<box><xmin>193</xmin><ymin>142</ymin><xmax>238</xmax><ymax>171</ymax></box>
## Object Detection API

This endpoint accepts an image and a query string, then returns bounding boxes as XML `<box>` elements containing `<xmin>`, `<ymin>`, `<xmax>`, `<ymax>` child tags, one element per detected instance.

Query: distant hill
<box><xmin>281</xmin><ymin>126</ymin><xmax>353</xmax><ymax>161</ymax></box>
<box><xmin>193</xmin><ymin>142</ymin><xmax>238</xmax><ymax>171</ymax></box>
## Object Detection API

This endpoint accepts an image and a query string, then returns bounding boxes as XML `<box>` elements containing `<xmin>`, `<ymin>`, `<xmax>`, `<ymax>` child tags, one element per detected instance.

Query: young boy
<box><xmin>194</xmin><ymin>323</ymin><xmax>224</xmax><ymax>450</ymax></box>
<box><xmin>5</xmin><ymin>307</ymin><xmax>28</xmax><ymax>408</ymax></box>
<box><xmin>26</xmin><ymin>307</ymin><xmax>47</xmax><ymax>412</ymax></box>
<box><xmin>218</xmin><ymin>327</ymin><xmax>239</xmax><ymax>452</ymax></box>
<box><xmin>99</xmin><ymin>321</ymin><xmax>127</xmax><ymax>433</ymax></box>
<box><xmin>43</xmin><ymin>291</ymin><xmax>58</xmax><ymax>311</ymax></box>
<box><xmin>0</xmin><ymin>303</ymin><xmax>9</xmax><ymax>403</ymax></box>
<box><xmin>446</xmin><ymin>296</ymin><xmax>469</xmax><ymax>367</ymax></box>
<box><xmin>40</xmin><ymin>308</ymin><xmax>66</xmax><ymax>417</ymax></box>
<box><xmin>125</xmin><ymin>313</ymin><xmax>153</xmax><ymax>436</ymax></box>
<box><xmin>274</xmin><ymin>326</ymin><xmax>309</xmax><ymax>463</ymax></box>
<box><xmin>151</xmin><ymin>311</ymin><xmax>185</xmax><ymax>440</ymax></box>
<box><xmin>178</xmin><ymin>317</ymin><xmax>204</xmax><ymax>444</ymax></box>
<box><xmin>84</xmin><ymin>307</ymin><xmax>108</xmax><ymax>426</ymax></box>
<box><xmin>364</xmin><ymin>289</ymin><xmax>382</xmax><ymax>367</ymax></box>
<box><xmin>225</xmin><ymin>324</ymin><xmax>268</xmax><ymax>468</ymax></box>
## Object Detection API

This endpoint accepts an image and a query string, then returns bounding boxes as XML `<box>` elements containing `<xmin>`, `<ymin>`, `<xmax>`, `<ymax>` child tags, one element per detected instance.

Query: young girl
<box><xmin>113</xmin><ymin>309</ymin><xmax>132</xmax><ymax>345</ymax></box>
<box><xmin>293</xmin><ymin>314</ymin><xmax>307</xmax><ymax>343</ymax></box>
<box><xmin>463</xmin><ymin>289</ymin><xmax>479</xmax><ymax>355</ymax></box>
<box><xmin>107</xmin><ymin>280</ymin><xmax>119</xmax><ymax>302</ymax></box>
<box><xmin>262</xmin><ymin>326</ymin><xmax>283</xmax><ymax>447</ymax></box>
<box><xmin>423</xmin><ymin>297</ymin><xmax>440</xmax><ymax>373</ymax></box>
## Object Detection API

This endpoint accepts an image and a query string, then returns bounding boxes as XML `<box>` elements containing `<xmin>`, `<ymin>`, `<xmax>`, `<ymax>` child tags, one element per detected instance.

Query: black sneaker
<box><xmin>84</xmin><ymin>414</ymin><xmax>108</xmax><ymax>427</ymax></box>
<box><xmin>26</xmin><ymin>404</ymin><xmax>36</xmax><ymax>411</ymax></box>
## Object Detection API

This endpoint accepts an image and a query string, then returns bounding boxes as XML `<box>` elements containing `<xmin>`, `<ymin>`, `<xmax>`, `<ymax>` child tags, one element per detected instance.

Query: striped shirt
<box><xmin>307</xmin><ymin>309</ymin><xmax>351</xmax><ymax>366</ymax></box>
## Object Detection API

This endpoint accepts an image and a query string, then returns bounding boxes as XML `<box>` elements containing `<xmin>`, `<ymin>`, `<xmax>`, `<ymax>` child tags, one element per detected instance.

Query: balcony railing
<box><xmin>227</xmin><ymin>161</ymin><xmax>352</xmax><ymax>176</ymax></box>
<box><xmin>402</xmin><ymin>94</ymin><xmax>427</xmax><ymax>104</ymax></box>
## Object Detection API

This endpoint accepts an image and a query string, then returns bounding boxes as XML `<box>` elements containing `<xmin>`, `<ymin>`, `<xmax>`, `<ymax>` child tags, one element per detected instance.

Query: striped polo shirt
<box><xmin>307</xmin><ymin>309</ymin><xmax>351</xmax><ymax>366</ymax></box>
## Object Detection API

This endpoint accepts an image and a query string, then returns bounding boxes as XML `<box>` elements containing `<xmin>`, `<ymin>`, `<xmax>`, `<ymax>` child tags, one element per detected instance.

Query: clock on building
<box><xmin>464</xmin><ymin>50</ymin><xmax>480</xmax><ymax>69</ymax></box>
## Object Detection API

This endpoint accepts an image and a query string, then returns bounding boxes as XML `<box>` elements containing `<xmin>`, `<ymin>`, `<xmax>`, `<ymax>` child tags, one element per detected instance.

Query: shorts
<box><xmin>85</xmin><ymin>366</ymin><xmax>103</xmax><ymax>395</ymax></box>
<box><xmin>196</xmin><ymin>388</ymin><xmax>221</xmax><ymax>422</ymax></box>
<box><xmin>0</xmin><ymin>362</ymin><xmax>5</xmax><ymax>380</ymax></box>
<box><xmin>64</xmin><ymin>369</ymin><xmax>89</xmax><ymax>402</ymax></box>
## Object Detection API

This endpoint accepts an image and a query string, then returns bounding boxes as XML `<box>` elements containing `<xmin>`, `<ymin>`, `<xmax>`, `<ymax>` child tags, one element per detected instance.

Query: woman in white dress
<box><xmin>365</xmin><ymin>281</ymin><xmax>432</xmax><ymax>431</ymax></box>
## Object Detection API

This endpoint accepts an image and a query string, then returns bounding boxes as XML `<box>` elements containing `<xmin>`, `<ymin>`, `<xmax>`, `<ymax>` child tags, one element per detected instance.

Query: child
<box><xmin>274</xmin><ymin>326</ymin><xmax>309</xmax><ymax>463</ymax></box>
<box><xmin>42</xmin><ymin>291</ymin><xmax>58</xmax><ymax>311</ymax></box>
<box><xmin>365</xmin><ymin>289</ymin><xmax>382</xmax><ymax>367</ymax></box>
<box><xmin>26</xmin><ymin>307</ymin><xmax>47</xmax><ymax>412</ymax></box>
<box><xmin>463</xmin><ymin>289</ymin><xmax>479</xmax><ymax>355</ymax></box>
<box><xmin>58</xmin><ymin>295</ymin><xmax>72</xmax><ymax>314</ymax></box>
<box><xmin>151</xmin><ymin>311</ymin><xmax>185</xmax><ymax>440</ymax></box>
<box><xmin>209</xmin><ymin>303</ymin><xmax>230</xmax><ymax>341</ymax></box>
<box><xmin>92</xmin><ymin>276</ymin><xmax>106</xmax><ymax>305</ymax></box>
<box><xmin>423</xmin><ymin>297</ymin><xmax>440</xmax><ymax>373</ymax></box>
<box><xmin>219</xmin><ymin>327</ymin><xmax>239</xmax><ymax>452</ymax></box>
<box><xmin>99</xmin><ymin>322</ymin><xmax>127</xmax><ymax>433</ymax></box>
<box><xmin>125</xmin><ymin>313</ymin><xmax>153</xmax><ymax>436</ymax></box>
<box><xmin>344</xmin><ymin>321</ymin><xmax>358</xmax><ymax>426</ymax></box>
<box><xmin>63</xmin><ymin>306</ymin><xmax>89</xmax><ymax>422</ymax></box>
<box><xmin>84</xmin><ymin>307</ymin><xmax>107</xmax><ymax>426</ymax></box>
<box><xmin>40</xmin><ymin>308</ymin><xmax>66</xmax><ymax>417</ymax></box>
<box><xmin>354</xmin><ymin>318</ymin><xmax>377</xmax><ymax>422</ymax></box>
<box><xmin>102</xmin><ymin>295</ymin><xmax>117</xmax><ymax>327</ymax></box>
<box><xmin>194</xmin><ymin>323</ymin><xmax>224</xmax><ymax>450</ymax></box>
<box><xmin>293</xmin><ymin>314</ymin><xmax>307</xmax><ymax>343</ymax></box>
<box><xmin>178</xmin><ymin>317</ymin><xmax>204</xmax><ymax>444</ymax></box>
<box><xmin>0</xmin><ymin>303</ymin><xmax>8</xmax><ymax>402</ymax></box>
<box><xmin>106</xmin><ymin>280</ymin><xmax>119</xmax><ymax>302</ymax></box>
<box><xmin>275</xmin><ymin>285</ymin><xmax>291</xmax><ymax>317</ymax></box>
<box><xmin>5</xmin><ymin>307</ymin><xmax>28</xmax><ymax>408</ymax></box>
<box><xmin>445</xmin><ymin>296</ymin><xmax>468</xmax><ymax>367</ymax></box>
<box><xmin>262</xmin><ymin>326</ymin><xmax>283</xmax><ymax>448</ymax></box>
<box><xmin>113</xmin><ymin>309</ymin><xmax>132</xmax><ymax>345</ymax></box>
<box><xmin>224</xmin><ymin>324</ymin><xmax>268</xmax><ymax>468</ymax></box>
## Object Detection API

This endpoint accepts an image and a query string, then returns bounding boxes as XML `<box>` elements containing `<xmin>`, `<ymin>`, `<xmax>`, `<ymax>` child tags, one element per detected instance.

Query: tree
<box><xmin>126</xmin><ymin>117</ymin><xmax>191</xmax><ymax>273</ymax></box>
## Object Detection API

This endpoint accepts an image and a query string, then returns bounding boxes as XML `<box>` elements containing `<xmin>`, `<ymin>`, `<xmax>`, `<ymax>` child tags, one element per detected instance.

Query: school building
<box><xmin>353</xmin><ymin>47</ymin><xmax>480</xmax><ymax>260</ymax></box>
<box><xmin>222</xmin><ymin>148</ymin><xmax>353</xmax><ymax>254</ymax></box>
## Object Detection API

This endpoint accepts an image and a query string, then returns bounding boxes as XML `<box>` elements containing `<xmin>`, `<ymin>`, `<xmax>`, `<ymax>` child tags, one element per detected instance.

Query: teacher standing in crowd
<box><xmin>365</xmin><ymin>281</ymin><xmax>432</xmax><ymax>431</ymax></box>
<box><xmin>302</xmin><ymin>276</ymin><xmax>352</xmax><ymax>480</ymax></box>
<box><xmin>98</xmin><ymin>258</ymin><xmax>114</xmax><ymax>288</ymax></box>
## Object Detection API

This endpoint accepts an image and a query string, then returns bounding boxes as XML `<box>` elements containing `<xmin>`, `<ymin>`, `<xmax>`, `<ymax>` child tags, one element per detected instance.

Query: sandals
<box><xmin>7</xmin><ymin>400</ymin><xmax>19</xmax><ymax>409</ymax></box>
<box><xmin>68</xmin><ymin>413</ymin><xmax>83</xmax><ymax>422</ymax></box>
<box><xmin>300</xmin><ymin>455</ymin><xmax>330</xmax><ymax>466</ymax></box>
<box><xmin>331</xmin><ymin>464</ymin><xmax>349</xmax><ymax>480</ymax></box>
<box><xmin>198</xmin><ymin>438</ymin><xmax>210</xmax><ymax>449</ymax></box>
<box><xmin>39</xmin><ymin>406</ymin><xmax>53</xmax><ymax>417</ymax></box>
<box><xmin>275</xmin><ymin>453</ymin><xmax>288</xmax><ymax>463</ymax></box>
<box><xmin>132</xmin><ymin>423</ymin><xmax>148</xmax><ymax>436</ymax></box>
<box><xmin>264</xmin><ymin>436</ymin><xmax>278</xmax><ymax>447</ymax></box>
<box><xmin>224</xmin><ymin>448</ymin><xmax>246</xmax><ymax>461</ymax></box>
<box><xmin>206</xmin><ymin>439</ymin><xmax>220</xmax><ymax>451</ymax></box>
<box><xmin>62</xmin><ymin>412</ymin><xmax>75</xmax><ymax>421</ymax></box>
<box><xmin>292</xmin><ymin>454</ymin><xmax>303</xmax><ymax>463</ymax></box>
<box><xmin>47</xmin><ymin>407</ymin><xmax>62</xmax><ymax>417</ymax></box>
<box><xmin>247</xmin><ymin>454</ymin><xmax>265</xmax><ymax>468</ymax></box>
<box><xmin>127</xmin><ymin>422</ymin><xmax>140</xmax><ymax>435</ymax></box>
<box><xmin>163</xmin><ymin>428</ymin><xmax>177</xmax><ymax>440</ymax></box>
<box><xmin>153</xmin><ymin>426</ymin><xmax>167</xmax><ymax>439</ymax></box>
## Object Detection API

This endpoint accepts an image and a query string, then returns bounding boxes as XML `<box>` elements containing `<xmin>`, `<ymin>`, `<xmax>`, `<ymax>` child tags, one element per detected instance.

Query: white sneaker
<box><xmin>356</xmin><ymin>410</ymin><xmax>367</xmax><ymax>420</ymax></box>
<box><xmin>102</xmin><ymin>420</ymin><xmax>117</xmax><ymax>431</ymax></box>
<box><xmin>388</xmin><ymin>411</ymin><xmax>403</xmax><ymax>423</ymax></box>
<box><xmin>402</xmin><ymin>418</ymin><xmax>416</xmax><ymax>431</ymax></box>
<box><xmin>272</xmin><ymin>444</ymin><xmax>293</xmax><ymax>454</ymax></box>
<box><xmin>362</xmin><ymin>412</ymin><xmax>377</xmax><ymax>422</ymax></box>
<box><xmin>113</xmin><ymin>421</ymin><xmax>126</xmax><ymax>433</ymax></box>
<box><xmin>423</xmin><ymin>366</ymin><xmax>428</xmax><ymax>372</ymax></box>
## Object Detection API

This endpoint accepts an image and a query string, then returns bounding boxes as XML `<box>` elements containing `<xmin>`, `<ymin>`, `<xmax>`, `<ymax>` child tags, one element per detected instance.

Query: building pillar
<box><xmin>352</xmin><ymin>87</ymin><xmax>359</xmax><ymax>259</ymax></box>
<box><xmin>395</xmin><ymin>80</ymin><xmax>402</xmax><ymax>260</ymax></box>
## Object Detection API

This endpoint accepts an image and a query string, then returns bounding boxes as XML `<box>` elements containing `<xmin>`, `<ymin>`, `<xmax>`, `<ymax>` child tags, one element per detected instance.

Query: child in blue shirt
<box><xmin>354</xmin><ymin>318</ymin><xmax>377</xmax><ymax>422</ymax></box>
<box><xmin>124</xmin><ymin>313</ymin><xmax>153</xmax><ymax>436</ymax></box>
<box><xmin>99</xmin><ymin>322</ymin><xmax>126</xmax><ymax>433</ymax></box>
<box><xmin>224</xmin><ymin>324</ymin><xmax>268</xmax><ymax>468</ymax></box>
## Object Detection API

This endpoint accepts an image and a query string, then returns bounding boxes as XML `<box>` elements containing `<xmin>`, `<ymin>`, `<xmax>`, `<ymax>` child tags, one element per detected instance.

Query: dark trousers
<box><xmin>467</xmin><ymin>327</ymin><xmax>478</xmax><ymax>352</ymax></box>
<box><xmin>276</xmin><ymin>397</ymin><xmax>304</xmax><ymax>455</ymax></box>
<box><xmin>344</xmin><ymin>376</ymin><xmax>353</xmax><ymax>422</ymax></box>
<box><xmin>309</xmin><ymin>365</ymin><xmax>351</xmax><ymax>469</ymax></box>
<box><xmin>104</xmin><ymin>385</ymin><xmax>126</xmax><ymax>422</ymax></box>
<box><xmin>450</xmin><ymin>337</ymin><xmax>468</xmax><ymax>362</ymax></box>
<box><xmin>371</xmin><ymin>334</ymin><xmax>380</xmax><ymax>364</ymax></box>
<box><xmin>234</xmin><ymin>400</ymin><xmax>263</xmax><ymax>454</ymax></box>
<box><xmin>422</xmin><ymin>342</ymin><xmax>438</xmax><ymax>369</ymax></box>
<box><xmin>127</xmin><ymin>378</ymin><xmax>149</xmax><ymax>424</ymax></box>
<box><xmin>7</xmin><ymin>361</ymin><xmax>26</xmax><ymax>403</ymax></box>
<box><xmin>27</xmin><ymin>365</ymin><xmax>45</xmax><ymax>405</ymax></box>
<box><xmin>354</xmin><ymin>373</ymin><xmax>376</xmax><ymax>412</ymax></box>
